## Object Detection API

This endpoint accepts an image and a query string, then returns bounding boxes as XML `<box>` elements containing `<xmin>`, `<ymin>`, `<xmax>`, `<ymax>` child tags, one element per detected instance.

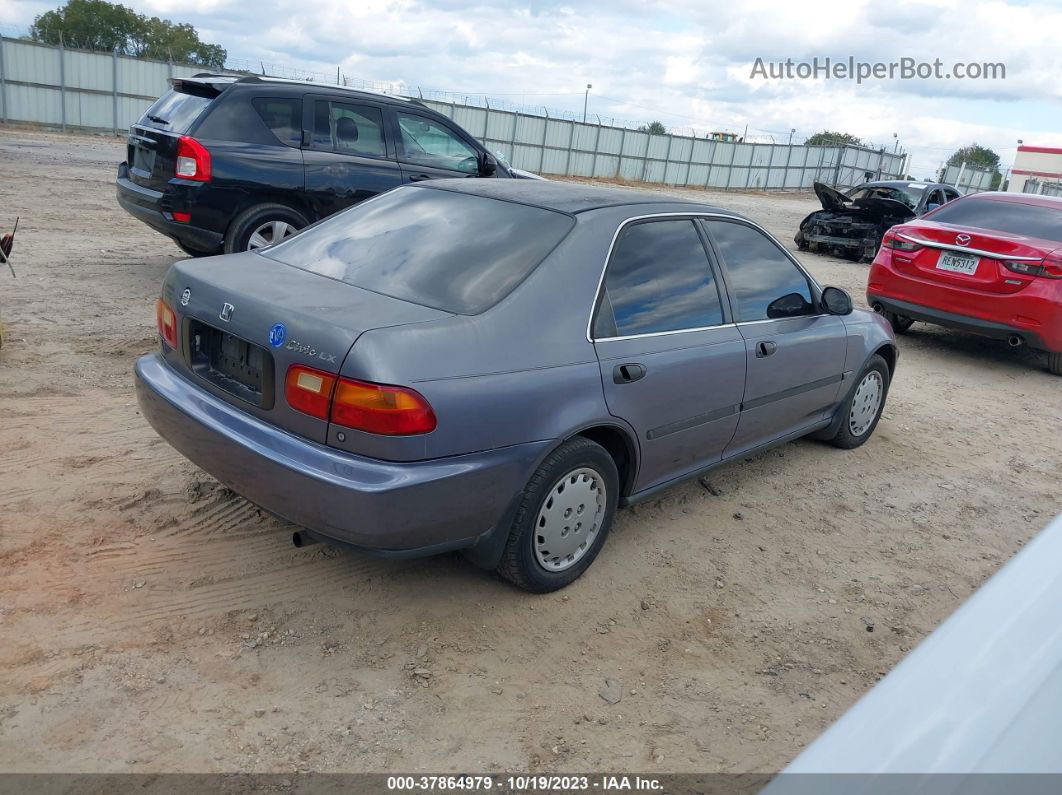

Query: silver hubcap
<box><xmin>849</xmin><ymin>371</ymin><xmax>883</xmax><ymax>437</ymax></box>
<box><xmin>533</xmin><ymin>467</ymin><xmax>606</xmax><ymax>572</ymax></box>
<box><xmin>247</xmin><ymin>220</ymin><xmax>296</xmax><ymax>250</ymax></box>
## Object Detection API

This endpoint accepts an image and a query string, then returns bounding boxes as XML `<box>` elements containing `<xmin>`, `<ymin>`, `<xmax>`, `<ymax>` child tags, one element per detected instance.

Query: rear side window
<box><xmin>926</xmin><ymin>199</ymin><xmax>1062</xmax><ymax>241</ymax></box>
<box><xmin>252</xmin><ymin>97</ymin><xmax>302</xmax><ymax>147</ymax></box>
<box><xmin>139</xmin><ymin>90</ymin><xmax>212</xmax><ymax>133</ymax></box>
<box><xmin>705</xmin><ymin>221</ymin><xmax>814</xmax><ymax>322</ymax></box>
<box><xmin>261</xmin><ymin>187</ymin><xmax>574</xmax><ymax>315</ymax></box>
<box><xmin>595</xmin><ymin>220</ymin><xmax>724</xmax><ymax>338</ymax></box>
<box><xmin>312</xmin><ymin>101</ymin><xmax>387</xmax><ymax>158</ymax></box>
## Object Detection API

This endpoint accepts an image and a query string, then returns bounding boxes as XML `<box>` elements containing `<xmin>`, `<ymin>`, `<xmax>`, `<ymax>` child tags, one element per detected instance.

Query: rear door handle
<box><xmin>755</xmin><ymin>341</ymin><xmax>777</xmax><ymax>358</ymax></box>
<box><xmin>408</xmin><ymin>174</ymin><xmax>431</xmax><ymax>182</ymax></box>
<box><xmin>613</xmin><ymin>363</ymin><xmax>646</xmax><ymax>384</ymax></box>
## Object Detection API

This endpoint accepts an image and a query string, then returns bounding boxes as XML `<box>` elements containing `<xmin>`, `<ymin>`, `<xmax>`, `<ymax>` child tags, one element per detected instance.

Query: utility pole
<box><xmin>582</xmin><ymin>83</ymin><xmax>592</xmax><ymax>123</ymax></box>
<box><xmin>788</xmin><ymin>128</ymin><xmax>795</xmax><ymax>145</ymax></box>
<box><xmin>893</xmin><ymin>132</ymin><xmax>899</xmax><ymax>153</ymax></box>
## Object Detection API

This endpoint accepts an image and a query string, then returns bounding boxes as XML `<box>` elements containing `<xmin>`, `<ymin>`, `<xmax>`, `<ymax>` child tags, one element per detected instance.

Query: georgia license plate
<box><xmin>936</xmin><ymin>250</ymin><xmax>979</xmax><ymax>275</ymax></box>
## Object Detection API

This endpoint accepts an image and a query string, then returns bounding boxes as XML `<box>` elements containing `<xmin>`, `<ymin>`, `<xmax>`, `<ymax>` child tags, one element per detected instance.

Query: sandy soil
<box><xmin>1</xmin><ymin>128</ymin><xmax>1060</xmax><ymax>775</ymax></box>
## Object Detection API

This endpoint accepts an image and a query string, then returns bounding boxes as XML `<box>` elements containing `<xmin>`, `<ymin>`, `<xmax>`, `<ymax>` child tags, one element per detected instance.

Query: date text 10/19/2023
<box><xmin>387</xmin><ymin>775</ymin><xmax>664</xmax><ymax>791</ymax></box>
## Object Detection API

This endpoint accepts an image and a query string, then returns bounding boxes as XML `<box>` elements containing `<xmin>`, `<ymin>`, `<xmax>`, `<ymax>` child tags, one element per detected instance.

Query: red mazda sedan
<box><xmin>867</xmin><ymin>192</ymin><xmax>1062</xmax><ymax>375</ymax></box>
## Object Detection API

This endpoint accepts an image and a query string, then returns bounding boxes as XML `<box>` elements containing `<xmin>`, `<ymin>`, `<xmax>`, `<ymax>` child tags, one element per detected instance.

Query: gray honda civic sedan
<box><xmin>135</xmin><ymin>180</ymin><xmax>897</xmax><ymax>592</ymax></box>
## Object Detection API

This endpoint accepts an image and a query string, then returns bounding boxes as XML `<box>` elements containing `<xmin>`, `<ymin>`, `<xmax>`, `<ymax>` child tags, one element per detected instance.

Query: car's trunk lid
<box><xmin>891</xmin><ymin>221</ymin><xmax>1055</xmax><ymax>295</ymax></box>
<box><xmin>163</xmin><ymin>251</ymin><xmax>452</xmax><ymax>443</ymax></box>
<box><xmin>126</xmin><ymin>79</ymin><xmax>226</xmax><ymax>192</ymax></box>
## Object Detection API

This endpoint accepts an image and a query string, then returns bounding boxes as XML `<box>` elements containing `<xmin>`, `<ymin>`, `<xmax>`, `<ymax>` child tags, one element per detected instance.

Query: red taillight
<box><xmin>155</xmin><ymin>298</ymin><xmax>178</xmax><ymax>349</ymax></box>
<box><xmin>176</xmin><ymin>136</ymin><xmax>211</xmax><ymax>182</ymax></box>
<box><xmin>172</xmin><ymin>211</ymin><xmax>191</xmax><ymax>223</ymax></box>
<box><xmin>882</xmin><ymin>232</ymin><xmax>923</xmax><ymax>253</ymax></box>
<box><xmin>284</xmin><ymin>366</ymin><xmax>436</xmax><ymax>435</ymax></box>
<box><xmin>331</xmin><ymin>378</ymin><xmax>437</xmax><ymax>436</ymax></box>
<box><xmin>1004</xmin><ymin>252</ymin><xmax>1062</xmax><ymax>279</ymax></box>
<box><xmin>285</xmin><ymin>365</ymin><xmax>337</xmax><ymax>421</ymax></box>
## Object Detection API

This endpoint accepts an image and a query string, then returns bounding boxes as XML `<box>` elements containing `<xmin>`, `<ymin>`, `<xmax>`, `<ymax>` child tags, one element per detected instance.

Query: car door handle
<box><xmin>408</xmin><ymin>174</ymin><xmax>432</xmax><ymax>182</ymax></box>
<box><xmin>755</xmin><ymin>341</ymin><xmax>777</xmax><ymax>358</ymax></box>
<box><xmin>613</xmin><ymin>363</ymin><xmax>646</xmax><ymax>384</ymax></box>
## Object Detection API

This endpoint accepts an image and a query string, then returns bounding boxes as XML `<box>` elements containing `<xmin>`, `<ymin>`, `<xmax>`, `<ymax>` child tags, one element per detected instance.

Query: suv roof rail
<box><xmin>224</xmin><ymin>74</ymin><xmax>415</xmax><ymax>103</ymax></box>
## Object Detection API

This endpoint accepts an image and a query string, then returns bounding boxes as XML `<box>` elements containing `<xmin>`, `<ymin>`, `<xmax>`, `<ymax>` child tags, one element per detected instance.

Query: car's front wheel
<box><xmin>224</xmin><ymin>204</ymin><xmax>308</xmax><ymax>254</ymax></box>
<box><xmin>1048</xmin><ymin>351</ymin><xmax>1062</xmax><ymax>376</ymax></box>
<box><xmin>824</xmin><ymin>354</ymin><xmax>890</xmax><ymax>449</ymax></box>
<box><xmin>497</xmin><ymin>437</ymin><xmax>619</xmax><ymax>593</ymax></box>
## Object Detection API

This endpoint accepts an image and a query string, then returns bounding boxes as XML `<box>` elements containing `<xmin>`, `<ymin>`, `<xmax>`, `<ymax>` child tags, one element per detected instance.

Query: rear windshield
<box><xmin>139</xmin><ymin>90</ymin><xmax>212</xmax><ymax>133</ymax></box>
<box><xmin>926</xmin><ymin>198</ymin><xmax>1062</xmax><ymax>241</ymax></box>
<box><xmin>262</xmin><ymin>187</ymin><xmax>575</xmax><ymax>315</ymax></box>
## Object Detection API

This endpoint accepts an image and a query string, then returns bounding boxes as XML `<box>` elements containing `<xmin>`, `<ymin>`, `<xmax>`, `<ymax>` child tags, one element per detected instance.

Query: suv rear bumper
<box><xmin>117</xmin><ymin>164</ymin><xmax>223</xmax><ymax>252</ymax></box>
<box><xmin>134</xmin><ymin>353</ymin><xmax>549</xmax><ymax>555</ymax></box>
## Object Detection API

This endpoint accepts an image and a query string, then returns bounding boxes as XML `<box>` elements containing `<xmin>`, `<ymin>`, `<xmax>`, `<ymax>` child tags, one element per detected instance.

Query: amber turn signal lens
<box><xmin>331</xmin><ymin>378</ymin><xmax>437</xmax><ymax>436</ymax></box>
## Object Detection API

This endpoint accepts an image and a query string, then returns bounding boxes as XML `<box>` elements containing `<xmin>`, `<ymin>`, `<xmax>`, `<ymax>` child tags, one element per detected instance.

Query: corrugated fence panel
<box><xmin>0</xmin><ymin>36</ymin><xmax>912</xmax><ymax>191</ymax></box>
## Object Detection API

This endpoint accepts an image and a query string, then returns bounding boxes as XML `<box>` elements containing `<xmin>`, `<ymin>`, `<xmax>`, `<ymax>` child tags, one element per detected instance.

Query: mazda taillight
<box><xmin>156</xmin><ymin>298</ymin><xmax>178</xmax><ymax>349</ymax></box>
<box><xmin>1004</xmin><ymin>252</ymin><xmax>1062</xmax><ymax>279</ymax></box>
<box><xmin>284</xmin><ymin>367</ymin><xmax>437</xmax><ymax>435</ymax></box>
<box><xmin>176</xmin><ymin>136</ymin><xmax>211</xmax><ymax>182</ymax></box>
<box><xmin>882</xmin><ymin>232</ymin><xmax>923</xmax><ymax>253</ymax></box>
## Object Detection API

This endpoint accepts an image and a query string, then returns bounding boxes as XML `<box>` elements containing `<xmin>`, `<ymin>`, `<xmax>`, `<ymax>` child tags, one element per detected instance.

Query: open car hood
<box><xmin>813</xmin><ymin>182</ymin><xmax>852</xmax><ymax>212</ymax></box>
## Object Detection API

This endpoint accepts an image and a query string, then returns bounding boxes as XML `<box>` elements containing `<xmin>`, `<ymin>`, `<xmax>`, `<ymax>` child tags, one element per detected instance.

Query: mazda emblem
<box><xmin>955</xmin><ymin>234</ymin><xmax>971</xmax><ymax>246</ymax></box>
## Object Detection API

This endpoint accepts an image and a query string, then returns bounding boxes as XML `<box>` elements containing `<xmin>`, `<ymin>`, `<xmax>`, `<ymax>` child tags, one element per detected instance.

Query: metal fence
<box><xmin>0</xmin><ymin>35</ymin><xmax>907</xmax><ymax>191</ymax></box>
<box><xmin>940</xmin><ymin>162</ymin><xmax>996</xmax><ymax>194</ymax></box>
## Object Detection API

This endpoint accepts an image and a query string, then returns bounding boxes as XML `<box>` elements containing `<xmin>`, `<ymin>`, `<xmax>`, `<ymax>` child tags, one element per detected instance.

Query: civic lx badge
<box><xmin>219</xmin><ymin>302</ymin><xmax>235</xmax><ymax>322</ymax></box>
<box><xmin>955</xmin><ymin>233</ymin><xmax>971</xmax><ymax>246</ymax></box>
<box><xmin>180</xmin><ymin>288</ymin><xmax>191</xmax><ymax>306</ymax></box>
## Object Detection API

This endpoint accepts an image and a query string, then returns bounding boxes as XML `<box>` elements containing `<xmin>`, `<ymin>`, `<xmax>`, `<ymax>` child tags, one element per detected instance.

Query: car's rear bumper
<box><xmin>116</xmin><ymin>164</ymin><xmax>223</xmax><ymax>252</ymax></box>
<box><xmin>867</xmin><ymin>295</ymin><xmax>1055</xmax><ymax>351</ymax></box>
<box><xmin>135</xmin><ymin>353</ymin><xmax>550</xmax><ymax>554</ymax></box>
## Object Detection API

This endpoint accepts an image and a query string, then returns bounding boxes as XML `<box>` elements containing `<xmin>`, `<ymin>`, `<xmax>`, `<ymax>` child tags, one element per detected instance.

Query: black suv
<box><xmin>117</xmin><ymin>75</ymin><xmax>520</xmax><ymax>256</ymax></box>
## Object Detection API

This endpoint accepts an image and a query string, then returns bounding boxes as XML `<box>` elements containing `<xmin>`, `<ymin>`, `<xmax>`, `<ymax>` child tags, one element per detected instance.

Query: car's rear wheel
<box><xmin>224</xmin><ymin>204</ymin><xmax>308</xmax><ymax>254</ymax></box>
<box><xmin>878</xmin><ymin>309</ymin><xmax>914</xmax><ymax>334</ymax></box>
<box><xmin>496</xmin><ymin>437</ymin><xmax>618</xmax><ymax>593</ymax></box>
<box><xmin>173</xmin><ymin>239</ymin><xmax>221</xmax><ymax>258</ymax></box>
<box><xmin>1049</xmin><ymin>351</ymin><xmax>1062</xmax><ymax>376</ymax></box>
<box><xmin>824</xmin><ymin>354</ymin><xmax>890</xmax><ymax>449</ymax></box>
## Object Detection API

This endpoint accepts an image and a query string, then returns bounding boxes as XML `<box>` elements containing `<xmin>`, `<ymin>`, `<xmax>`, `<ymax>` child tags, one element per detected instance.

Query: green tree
<box><xmin>639</xmin><ymin>121</ymin><xmax>667</xmax><ymax>135</ymax></box>
<box><xmin>30</xmin><ymin>0</ymin><xmax>226</xmax><ymax>68</ymax></box>
<box><xmin>945</xmin><ymin>143</ymin><xmax>1003</xmax><ymax>189</ymax></box>
<box><xmin>805</xmin><ymin>130</ymin><xmax>864</xmax><ymax>147</ymax></box>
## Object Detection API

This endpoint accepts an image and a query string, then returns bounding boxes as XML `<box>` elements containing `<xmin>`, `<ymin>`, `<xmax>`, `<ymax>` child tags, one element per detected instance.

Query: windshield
<box><xmin>139</xmin><ymin>90</ymin><xmax>212</xmax><ymax>133</ymax></box>
<box><xmin>926</xmin><ymin>199</ymin><xmax>1062</xmax><ymax>241</ymax></box>
<box><xmin>262</xmin><ymin>187</ymin><xmax>575</xmax><ymax>315</ymax></box>
<box><xmin>847</xmin><ymin>184</ymin><xmax>925</xmax><ymax>209</ymax></box>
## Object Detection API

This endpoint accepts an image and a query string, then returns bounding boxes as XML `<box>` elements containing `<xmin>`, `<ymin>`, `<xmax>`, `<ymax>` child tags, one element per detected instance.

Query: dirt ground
<box><xmin>1</xmin><ymin>128</ymin><xmax>1059</xmax><ymax>775</ymax></box>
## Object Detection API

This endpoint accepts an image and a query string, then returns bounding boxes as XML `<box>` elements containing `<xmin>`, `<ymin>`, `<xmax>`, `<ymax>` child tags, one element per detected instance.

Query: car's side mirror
<box><xmin>479</xmin><ymin>152</ymin><xmax>498</xmax><ymax>176</ymax></box>
<box><xmin>766</xmin><ymin>292</ymin><xmax>813</xmax><ymax>319</ymax></box>
<box><xmin>821</xmin><ymin>286</ymin><xmax>853</xmax><ymax>315</ymax></box>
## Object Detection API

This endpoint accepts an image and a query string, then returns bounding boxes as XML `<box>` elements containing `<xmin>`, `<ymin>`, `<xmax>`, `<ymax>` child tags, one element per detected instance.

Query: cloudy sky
<box><xmin>4</xmin><ymin>0</ymin><xmax>1061</xmax><ymax>176</ymax></box>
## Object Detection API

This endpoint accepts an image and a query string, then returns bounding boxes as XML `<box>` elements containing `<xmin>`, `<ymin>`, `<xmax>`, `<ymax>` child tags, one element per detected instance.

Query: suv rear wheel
<box><xmin>225</xmin><ymin>204</ymin><xmax>308</xmax><ymax>254</ymax></box>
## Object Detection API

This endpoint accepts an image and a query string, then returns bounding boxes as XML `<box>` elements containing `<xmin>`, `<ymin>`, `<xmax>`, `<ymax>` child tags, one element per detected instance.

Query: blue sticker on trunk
<box><xmin>268</xmin><ymin>323</ymin><xmax>287</xmax><ymax>348</ymax></box>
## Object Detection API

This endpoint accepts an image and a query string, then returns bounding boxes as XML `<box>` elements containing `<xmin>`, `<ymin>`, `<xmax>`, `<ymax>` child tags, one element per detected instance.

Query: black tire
<box><xmin>496</xmin><ymin>437</ymin><xmax>619</xmax><ymax>593</ymax></box>
<box><xmin>881</xmin><ymin>310</ymin><xmax>914</xmax><ymax>335</ymax></box>
<box><xmin>1049</xmin><ymin>351</ymin><xmax>1062</xmax><ymax>376</ymax></box>
<box><xmin>173</xmin><ymin>238</ymin><xmax>221</xmax><ymax>258</ymax></box>
<box><xmin>824</xmin><ymin>354</ymin><xmax>890</xmax><ymax>449</ymax></box>
<box><xmin>224</xmin><ymin>203</ymin><xmax>308</xmax><ymax>254</ymax></box>
<box><xmin>795</xmin><ymin>230</ymin><xmax>809</xmax><ymax>251</ymax></box>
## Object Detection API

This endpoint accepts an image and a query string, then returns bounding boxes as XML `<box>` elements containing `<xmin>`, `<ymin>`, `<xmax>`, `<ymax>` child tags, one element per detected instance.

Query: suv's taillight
<box><xmin>1003</xmin><ymin>252</ymin><xmax>1062</xmax><ymax>279</ymax></box>
<box><xmin>285</xmin><ymin>366</ymin><xmax>437</xmax><ymax>436</ymax></box>
<box><xmin>156</xmin><ymin>298</ymin><xmax>178</xmax><ymax>349</ymax></box>
<box><xmin>176</xmin><ymin>136</ymin><xmax>211</xmax><ymax>182</ymax></box>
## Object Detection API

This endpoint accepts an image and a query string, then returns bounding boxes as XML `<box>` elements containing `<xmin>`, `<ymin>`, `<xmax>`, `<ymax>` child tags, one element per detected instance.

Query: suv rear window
<box><xmin>139</xmin><ymin>90</ymin><xmax>213</xmax><ymax>133</ymax></box>
<box><xmin>252</xmin><ymin>97</ymin><xmax>302</xmax><ymax>147</ymax></box>
<box><xmin>927</xmin><ymin>198</ymin><xmax>1062</xmax><ymax>241</ymax></box>
<box><xmin>262</xmin><ymin>187</ymin><xmax>574</xmax><ymax>315</ymax></box>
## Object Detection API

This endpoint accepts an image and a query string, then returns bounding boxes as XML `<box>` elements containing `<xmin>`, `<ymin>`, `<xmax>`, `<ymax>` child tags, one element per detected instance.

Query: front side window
<box><xmin>704</xmin><ymin>221</ymin><xmax>814</xmax><ymax>322</ymax></box>
<box><xmin>312</xmin><ymin>101</ymin><xmax>387</xmax><ymax>158</ymax></box>
<box><xmin>396</xmin><ymin>112</ymin><xmax>479</xmax><ymax>173</ymax></box>
<box><xmin>595</xmin><ymin>220</ymin><xmax>724</xmax><ymax>338</ymax></box>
